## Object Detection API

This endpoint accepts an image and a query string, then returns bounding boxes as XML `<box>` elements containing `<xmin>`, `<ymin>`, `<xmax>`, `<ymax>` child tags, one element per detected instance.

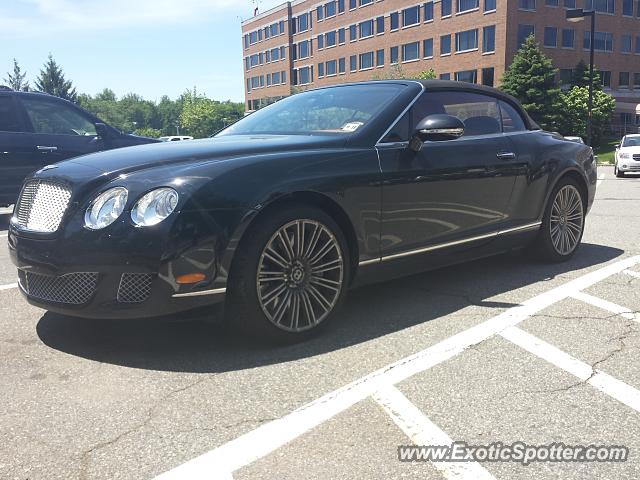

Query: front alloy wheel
<box><xmin>226</xmin><ymin>206</ymin><xmax>349</xmax><ymax>342</ymax></box>
<box><xmin>257</xmin><ymin>219</ymin><xmax>344</xmax><ymax>332</ymax></box>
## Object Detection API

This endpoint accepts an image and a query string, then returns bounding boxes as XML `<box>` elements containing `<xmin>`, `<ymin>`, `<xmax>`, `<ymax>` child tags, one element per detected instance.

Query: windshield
<box><xmin>218</xmin><ymin>83</ymin><xmax>407</xmax><ymax>136</ymax></box>
<box><xmin>622</xmin><ymin>136</ymin><xmax>640</xmax><ymax>147</ymax></box>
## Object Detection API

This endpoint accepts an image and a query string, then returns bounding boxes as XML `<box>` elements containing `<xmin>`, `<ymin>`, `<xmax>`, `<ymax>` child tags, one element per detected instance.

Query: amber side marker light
<box><xmin>176</xmin><ymin>273</ymin><xmax>207</xmax><ymax>284</ymax></box>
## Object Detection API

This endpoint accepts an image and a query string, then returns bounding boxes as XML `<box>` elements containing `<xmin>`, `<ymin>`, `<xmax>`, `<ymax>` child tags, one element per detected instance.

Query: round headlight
<box><xmin>84</xmin><ymin>187</ymin><xmax>128</xmax><ymax>230</ymax></box>
<box><xmin>131</xmin><ymin>187</ymin><xmax>179</xmax><ymax>227</ymax></box>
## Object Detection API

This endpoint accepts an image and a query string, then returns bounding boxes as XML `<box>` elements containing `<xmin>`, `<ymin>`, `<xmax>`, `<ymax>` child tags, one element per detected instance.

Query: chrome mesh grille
<box><xmin>19</xmin><ymin>270</ymin><xmax>98</xmax><ymax>305</ymax></box>
<box><xmin>117</xmin><ymin>273</ymin><xmax>153</xmax><ymax>303</ymax></box>
<box><xmin>14</xmin><ymin>180</ymin><xmax>71</xmax><ymax>233</ymax></box>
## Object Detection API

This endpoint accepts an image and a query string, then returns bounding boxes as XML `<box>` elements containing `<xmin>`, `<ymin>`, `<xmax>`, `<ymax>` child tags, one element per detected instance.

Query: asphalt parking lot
<box><xmin>2</xmin><ymin>165</ymin><xmax>640</xmax><ymax>480</ymax></box>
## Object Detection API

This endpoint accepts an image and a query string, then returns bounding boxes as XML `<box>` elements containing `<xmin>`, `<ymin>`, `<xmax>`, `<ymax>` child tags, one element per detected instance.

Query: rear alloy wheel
<box><xmin>534</xmin><ymin>179</ymin><xmax>585</xmax><ymax>262</ymax></box>
<box><xmin>226</xmin><ymin>206</ymin><xmax>349</xmax><ymax>343</ymax></box>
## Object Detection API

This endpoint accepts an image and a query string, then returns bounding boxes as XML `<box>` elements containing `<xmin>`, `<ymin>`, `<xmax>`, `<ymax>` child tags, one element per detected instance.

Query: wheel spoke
<box><xmin>261</xmin><ymin>282</ymin><xmax>287</xmax><ymax>307</ymax></box>
<box><xmin>272</xmin><ymin>291</ymin><xmax>292</xmax><ymax>325</ymax></box>
<box><xmin>309</xmin><ymin>239</ymin><xmax>337</xmax><ymax>266</ymax></box>
<box><xmin>311</xmin><ymin>258</ymin><xmax>342</xmax><ymax>274</ymax></box>
<box><xmin>277</xmin><ymin>231</ymin><xmax>295</xmax><ymax>262</ymax></box>
<box><xmin>264</xmin><ymin>247</ymin><xmax>289</xmax><ymax>270</ymax></box>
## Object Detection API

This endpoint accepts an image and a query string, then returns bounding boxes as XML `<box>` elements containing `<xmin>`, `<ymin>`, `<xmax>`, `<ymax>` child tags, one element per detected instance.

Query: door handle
<box><xmin>496</xmin><ymin>151</ymin><xmax>516</xmax><ymax>160</ymax></box>
<box><xmin>37</xmin><ymin>146</ymin><xmax>58</xmax><ymax>153</ymax></box>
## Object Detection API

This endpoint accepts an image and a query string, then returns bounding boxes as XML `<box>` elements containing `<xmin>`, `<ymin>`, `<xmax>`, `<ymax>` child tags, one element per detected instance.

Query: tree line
<box><xmin>3</xmin><ymin>55</ymin><xmax>244</xmax><ymax>139</ymax></box>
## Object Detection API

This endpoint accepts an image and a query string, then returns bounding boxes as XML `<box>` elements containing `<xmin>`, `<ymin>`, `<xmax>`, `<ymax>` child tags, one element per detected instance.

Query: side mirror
<box><xmin>409</xmin><ymin>114</ymin><xmax>465</xmax><ymax>152</ymax></box>
<box><xmin>95</xmin><ymin>122</ymin><xmax>111</xmax><ymax>140</ymax></box>
<box><xmin>615</xmin><ymin>144</ymin><xmax>620</xmax><ymax>149</ymax></box>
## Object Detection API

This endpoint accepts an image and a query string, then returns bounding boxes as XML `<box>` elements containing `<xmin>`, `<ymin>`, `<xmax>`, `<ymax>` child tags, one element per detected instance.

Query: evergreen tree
<box><xmin>571</xmin><ymin>59</ymin><xmax>602</xmax><ymax>90</ymax></box>
<box><xmin>3</xmin><ymin>59</ymin><xmax>29</xmax><ymax>91</ymax></box>
<box><xmin>500</xmin><ymin>35</ymin><xmax>562</xmax><ymax>131</ymax></box>
<box><xmin>34</xmin><ymin>54</ymin><xmax>77</xmax><ymax>102</ymax></box>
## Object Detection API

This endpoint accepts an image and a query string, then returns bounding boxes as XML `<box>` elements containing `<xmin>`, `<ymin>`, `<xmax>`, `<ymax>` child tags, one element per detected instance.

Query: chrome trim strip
<box><xmin>420</xmin><ymin>128</ymin><xmax>464</xmax><ymax>136</ymax></box>
<box><xmin>498</xmin><ymin>222</ymin><xmax>542</xmax><ymax>235</ymax></box>
<box><xmin>357</xmin><ymin>222</ymin><xmax>543</xmax><ymax>266</ymax></box>
<box><xmin>375</xmin><ymin>81</ymin><xmax>425</xmax><ymax>146</ymax></box>
<box><xmin>172</xmin><ymin>287</ymin><xmax>227</xmax><ymax>298</ymax></box>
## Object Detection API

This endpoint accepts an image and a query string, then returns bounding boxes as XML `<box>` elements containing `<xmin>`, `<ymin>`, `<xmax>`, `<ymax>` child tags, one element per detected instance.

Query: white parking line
<box><xmin>570</xmin><ymin>291</ymin><xmax>636</xmax><ymax>321</ymax></box>
<box><xmin>373</xmin><ymin>384</ymin><xmax>496</xmax><ymax>480</ymax></box>
<box><xmin>624</xmin><ymin>269</ymin><xmax>640</xmax><ymax>280</ymax></box>
<box><xmin>597</xmin><ymin>173</ymin><xmax>605</xmax><ymax>187</ymax></box>
<box><xmin>153</xmin><ymin>255</ymin><xmax>640</xmax><ymax>480</ymax></box>
<box><xmin>500</xmin><ymin>326</ymin><xmax>640</xmax><ymax>413</ymax></box>
<box><xmin>0</xmin><ymin>283</ymin><xmax>17</xmax><ymax>291</ymax></box>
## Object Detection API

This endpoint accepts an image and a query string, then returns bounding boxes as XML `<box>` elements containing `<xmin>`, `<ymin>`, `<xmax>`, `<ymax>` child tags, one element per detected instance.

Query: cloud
<box><xmin>2</xmin><ymin>0</ymin><xmax>282</xmax><ymax>37</ymax></box>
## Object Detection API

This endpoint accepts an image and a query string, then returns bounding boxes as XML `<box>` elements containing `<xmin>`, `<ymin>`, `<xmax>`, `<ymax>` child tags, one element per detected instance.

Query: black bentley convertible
<box><xmin>8</xmin><ymin>80</ymin><xmax>597</xmax><ymax>342</ymax></box>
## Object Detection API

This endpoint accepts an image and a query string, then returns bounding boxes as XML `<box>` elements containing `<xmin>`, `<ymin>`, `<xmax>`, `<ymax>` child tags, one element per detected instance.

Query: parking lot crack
<box><xmin>78</xmin><ymin>375</ymin><xmax>211</xmax><ymax>479</ymax></box>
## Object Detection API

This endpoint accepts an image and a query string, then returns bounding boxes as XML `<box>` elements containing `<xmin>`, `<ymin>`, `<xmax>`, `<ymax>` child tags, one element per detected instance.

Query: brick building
<box><xmin>241</xmin><ymin>0</ymin><xmax>640</xmax><ymax>133</ymax></box>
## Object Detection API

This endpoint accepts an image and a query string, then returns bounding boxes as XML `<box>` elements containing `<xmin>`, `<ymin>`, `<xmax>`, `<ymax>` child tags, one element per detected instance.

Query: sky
<box><xmin>2</xmin><ymin>0</ymin><xmax>285</xmax><ymax>102</ymax></box>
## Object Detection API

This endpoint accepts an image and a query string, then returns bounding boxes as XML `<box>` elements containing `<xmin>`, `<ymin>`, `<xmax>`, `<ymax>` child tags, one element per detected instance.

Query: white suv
<box><xmin>615</xmin><ymin>134</ymin><xmax>640</xmax><ymax>178</ymax></box>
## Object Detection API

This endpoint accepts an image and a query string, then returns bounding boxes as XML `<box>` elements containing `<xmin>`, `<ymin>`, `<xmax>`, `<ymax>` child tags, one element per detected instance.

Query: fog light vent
<box><xmin>117</xmin><ymin>273</ymin><xmax>153</xmax><ymax>303</ymax></box>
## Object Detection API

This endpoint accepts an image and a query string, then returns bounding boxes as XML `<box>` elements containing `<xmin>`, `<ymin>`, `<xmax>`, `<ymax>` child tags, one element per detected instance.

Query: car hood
<box><xmin>620</xmin><ymin>146</ymin><xmax>640</xmax><ymax>154</ymax></box>
<box><xmin>65</xmin><ymin>135</ymin><xmax>348</xmax><ymax>176</ymax></box>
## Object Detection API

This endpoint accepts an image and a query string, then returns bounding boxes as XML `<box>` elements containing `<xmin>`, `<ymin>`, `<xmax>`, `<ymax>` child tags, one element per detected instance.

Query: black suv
<box><xmin>0</xmin><ymin>87</ymin><xmax>159</xmax><ymax>206</ymax></box>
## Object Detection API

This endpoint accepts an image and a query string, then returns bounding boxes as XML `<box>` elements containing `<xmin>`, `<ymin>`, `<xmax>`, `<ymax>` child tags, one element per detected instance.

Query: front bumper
<box><xmin>617</xmin><ymin>158</ymin><xmax>640</xmax><ymax>172</ymax></box>
<box><xmin>8</xmin><ymin>224</ymin><xmax>227</xmax><ymax>320</ymax></box>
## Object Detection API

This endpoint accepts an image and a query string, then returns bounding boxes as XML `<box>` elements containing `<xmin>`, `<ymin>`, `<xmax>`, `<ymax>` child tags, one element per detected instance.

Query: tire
<box><xmin>225</xmin><ymin>205</ymin><xmax>350</xmax><ymax>343</ymax></box>
<box><xmin>615</xmin><ymin>165</ymin><xmax>625</xmax><ymax>178</ymax></box>
<box><xmin>533</xmin><ymin>178</ymin><xmax>586</xmax><ymax>263</ymax></box>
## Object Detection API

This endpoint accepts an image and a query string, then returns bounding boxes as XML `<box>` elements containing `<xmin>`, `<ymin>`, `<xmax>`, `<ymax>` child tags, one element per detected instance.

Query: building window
<box><xmin>390</xmin><ymin>46</ymin><xmax>399</xmax><ymax>63</ymax></box>
<box><xmin>360</xmin><ymin>0</ymin><xmax>373</xmax><ymax>5</ymax></box>
<box><xmin>484</xmin><ymin>0</ymin><xmax>496</xmax><ymax>11</ymax></box>
<box><xmin>455</xmin><ymin>70</ymin><xmax>477</xmax><ymax>83</ymax></box>
<box><xmin>564</xmin><ymin>0</ymin><xmax>576</xmax><ymax>7</ymax></box>
<box><xmin>623</xmin><ymin>0</ymin><xmax>634</xmax><ymax>15</ymax></box>
<box><xmin>425</xmin><ymin>1</ymin><xmax>434</xmax><ymax>20</ymax></box>
<box><xmin>298</xmin><ymin>13</ymin><xmax>309</xmax><ymax>32</ymax></box>
<box><xmin>326</xmin><ymin>30</ymin><xmax>337</xmax><ymax>47</ymax></box>
<box><xmin>318</xmin><ymin>62</ymin><xmax>325</xmax><ymax>77</ymax></box>
<box><xmin>559</xmin><ymin>69</ymin><xmax>572</xmax><ymax>89</ymax></box>
<box><xmin>620</xmin><ymin>72</ymin><xmax>630</xmax><ymax>87</ymax></box>
<box><xmin>390</xmin><ymin>12</ymin><xmax>399</xmax><ymax>30</ymax></box>
<box><xmin>349</xmin><ymin>0</ymin><xmax>356</xmax><ymax>9</ymax></box>
<box><xmin>599</xmin><ymin>70</ymin><xmax>611</xmax><ymax>88</ymax></box>
<box><xmin>457</xmin><ymin>0</ymin><xmax>479</xmax><ymax>13</ymax></box>
<box><xmin>482</xmin><ymin>67</ymin><xmax>494</xmax><ymax>86</ymax></box>
<box><xmin>350</xmin><ymin>55</ymin><xmax>357</xmax><ymax>71</ymax></box>
<box><xmin>338</xmin><ymin>0</ymin><xmax>345</xmax><ymax>13</ymax></box>
<box><xmin>299</xmin><ymin>41</ymin><xmax>311</xmax><ymax>59</ymax></box>
<box><xmin>402</xmin><ymin>6</ymin><xmax>420</xmax><ymax>26</ymax></box>
<box><xmin>296</xmin><ymin>66</ymin><xmax>312</xmax><ymax>85</ymax></box>
<box><xmin>634</xmin><ymin>73</ymin><xmax>640</xmax><ymax>88</ymax></box>
<box><xmin>483</xmin><ymin>25</ymin><xmax>495</xmax><ymax>52</ymax></box>
<box><xmin>440</xmin><ymin>73</ymin><xmax>451</xmax><ymax>80</ymax></box>
<box><xmin>327</xmin><ymin>60</ymin><xmax>337</xmax><ymax>76</ymax></box>
<box><xmin>622</xmin><ymin>34</ymin><xmax>632</xmax><ymax>53</ymax></box>
<box><xmin>441</xmin><ymin>0</ymin><xmax>452</xmax><ymax>16</ymax></box>
<box><xmin>265</xmin><ymin>50</ymin><xmax>271</xmax><ymax>63</ymax></box>
<box><xmin>583</xmin><ymin>31</ymin><xmax>613</xmax><ymax>52</ymax></box>
<box><xmin>244</xmin><ymin>35</ymin><xmax>249</xmax><ymax>49</ymax></box>
<box><xmin>402</xmin><ymin>41</ymin><xmax>420</xmax><ymax>61</ymax></box>
<box><xmin>359</xmin><ymin>19</ymin><xmax>374</xmax><ymax>38</ymax></box>
<box><xmin>360</xmin><ymin>51</ymin><xmax>374</xmax><ymax>69</ymax></box>
<box><xmin>316</xmin><ymin>5</ymin><xmax>324</xmax><ymax>20</ymax></box>
<box><xmin>441</xmin><ymin>34</ymin><xmax>452</xmax><ymax>55</ymax></box>
<box><xmin>325</xmin><ymin>1</ymin><xmax>336</xmax><ymax>17</ymax></box>
<box><xmin>561</xmin><ymin>28</ymin><xmax>574</xmax><ymax>48</ymax></box>
<box><xmin>584</xmin><ymin>0</ymin><xmax>614</xmax><ymax>13</ymax></box>
<box><xmin>339</xmin><ymin>28</ymin><xmax>345</xmax><ymax>44</ymax></box>
<box><xmin>349</xmin><ymin>24</ymin><xmax>357</xmax><ymax>41</ymax></box>
<box><xmin>455</xmin><ymin>29</ymin><xmax>478</xmax><ymax>52</ymax></box>
<box><xmin>376</xmin><ymin>16</ymin><xmax>385</xmax><ymax>33</ymax></box>
<box><xmin>517</xmin><ymin>24</ymin><xmax>534</xmax><ymax>47</ymax></box>
<box><xmin>376</xmin><ymin>49</ymin><xmax>385</xmax><ymax>66</ymax></box>
<box><xmin>518</xmin><ymin>0</ymin><xmax>536</xmax><ymax>10</ymax></box>
<box><xmin>545</xmin><ymin>0</ymin><xmax>558</xmax><ymax>5</ymax></box>
<box><xmin>317</xmin><ymin>34</ymin><xmax>325</xmax><ymax>49</ymax></box>
<box><xmin>338</xmin><ymin>57</ymin><xmax>346</xmax><ymax>74</ymax></box>
<box><xmin>543</xmin><ymin>27</ymin><xmax>557</xmax><ymax>47</ymax></box>
<box><xmin>423</xmin><ymin>38</ymin><xmax>434</xmax><ymax>57</ymax></box>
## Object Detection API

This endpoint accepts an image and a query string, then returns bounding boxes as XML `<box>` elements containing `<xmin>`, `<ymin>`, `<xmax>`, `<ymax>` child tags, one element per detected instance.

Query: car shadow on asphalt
<box><xmin>36</xmin><ymin>243</ymin><xmax>623</xmax><ymax>373</ymax></box>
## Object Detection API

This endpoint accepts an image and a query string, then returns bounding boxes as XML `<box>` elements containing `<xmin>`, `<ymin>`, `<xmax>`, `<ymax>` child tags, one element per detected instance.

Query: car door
<box><xmin>377</xmin><ymin>90</ymin><xmax>519</xmax><ymax>258</ymax></box>
<box><xmin>18</xmin><ymin>94</ymin><xmax>102</xmax><ymax>167</ymax></box>
<box><xmin>0</xmin><ymin>93</ymin><xmax>36</xmax><ymax>205</ymax></box>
